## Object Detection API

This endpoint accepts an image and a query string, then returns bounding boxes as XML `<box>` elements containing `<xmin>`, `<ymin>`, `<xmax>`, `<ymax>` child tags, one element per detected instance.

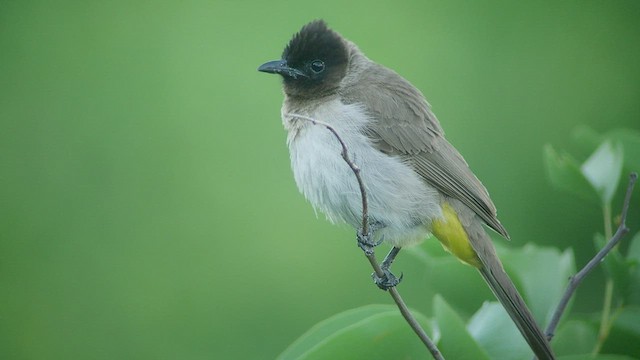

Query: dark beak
<box><xmin>258</xmin><ymin>60</ymin><xmax>308</xmax><ymax>79</ymax></box>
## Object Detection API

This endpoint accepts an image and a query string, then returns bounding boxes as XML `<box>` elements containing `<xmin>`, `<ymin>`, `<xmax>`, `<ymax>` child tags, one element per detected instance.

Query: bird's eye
<box><xmin>310</xmin><ymin>60</ymin><xmax>325</xmax><ymax>74</ymax></box>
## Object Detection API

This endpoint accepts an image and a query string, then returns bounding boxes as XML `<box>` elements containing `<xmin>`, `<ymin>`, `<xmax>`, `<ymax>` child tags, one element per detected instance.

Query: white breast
<box><xmin>283</xmin><ymin>99</ymin><xmax>442</xmax><ymax>246</ymax></box>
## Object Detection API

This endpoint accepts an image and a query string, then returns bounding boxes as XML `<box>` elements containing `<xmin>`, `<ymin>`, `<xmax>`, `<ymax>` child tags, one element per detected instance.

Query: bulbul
<box><xmin>259</xmin><ymin>20</ymin><xmax>555</xmax><ymax>360</ymax></box>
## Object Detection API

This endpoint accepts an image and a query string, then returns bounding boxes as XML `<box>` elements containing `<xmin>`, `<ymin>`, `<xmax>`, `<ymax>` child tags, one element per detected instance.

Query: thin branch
<box><xmin>287</xmin><ymin>113</ymin><xmax>444</xmax><ymax>360</ymax></box>
<box><xmin>545</xmin><ymin>172</ymin><xmax>638</xmax><ymax>340</ymax></box>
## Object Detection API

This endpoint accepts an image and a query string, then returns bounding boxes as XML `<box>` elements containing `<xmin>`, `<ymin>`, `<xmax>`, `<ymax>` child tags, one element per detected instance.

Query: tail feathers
<box><xmin>478</xmin><ymin>262</ymin><xmax>555</xmax><ymax>360</ymax></box>
<box><xmin>442</xmin><ymin>198</ymin><xmax>555</xmax><ymax>359</ymax></box>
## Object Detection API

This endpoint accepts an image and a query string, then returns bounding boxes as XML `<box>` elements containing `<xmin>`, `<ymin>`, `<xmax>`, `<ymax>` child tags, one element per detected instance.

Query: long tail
<box><xmin>433</xmin><ymin>200</ymin><xmax>555</xmax><ymax>360</ymax></box>
<box><xmin>477</xmin><ymin>257</ymin><xmax>555</xmax><ymax>360</ymax></box>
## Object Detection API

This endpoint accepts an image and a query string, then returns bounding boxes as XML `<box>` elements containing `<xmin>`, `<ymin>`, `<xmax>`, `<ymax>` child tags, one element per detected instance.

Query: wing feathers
<box><xmin>410</xmin><ymin>139</ymin><xmax>509</xmax><ymax>238</ymax></box>
<box><xmin>341</xmin><ymin>63</ymin><xmax>509</xmax><ymax>238</ymax></box>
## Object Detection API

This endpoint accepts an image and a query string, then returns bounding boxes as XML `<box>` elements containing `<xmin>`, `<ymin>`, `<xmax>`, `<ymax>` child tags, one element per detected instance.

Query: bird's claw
<box><xmin>357</xmin><ymin>228</ymin><xmax>383</xmax><ymax>256</ymax></box>
<box><xmin>372</xmin><ymin>269</ymin><xmax>403</xmax><ymax>290</ymax></box>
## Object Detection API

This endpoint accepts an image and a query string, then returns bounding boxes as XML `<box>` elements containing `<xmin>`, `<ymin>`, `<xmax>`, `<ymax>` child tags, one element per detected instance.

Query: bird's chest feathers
<box><xmin>283</xmin><ymin>99</ymin><xmax>441</xmax><ymax>233</ymax></box>
<box><xmin>284</xmin><ymin>100</ymin><xmax>371</xmax><ymax>224</ymax></box>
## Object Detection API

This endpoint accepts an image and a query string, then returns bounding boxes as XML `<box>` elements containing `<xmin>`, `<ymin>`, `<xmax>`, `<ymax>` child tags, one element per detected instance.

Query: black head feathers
<box><xmin>258</xmin><ymin>20</ymin><xmax>350</xmax><ymax>97</ymax></box>
<box><xmin>282</xmin><ymin>20</ymin><xmax>347</xmax><ymax>69</ymax></box>
<box><xmin>277</xmin><ymin>20</ymin><xmax>349</xmax><ymax>97</ymax></box>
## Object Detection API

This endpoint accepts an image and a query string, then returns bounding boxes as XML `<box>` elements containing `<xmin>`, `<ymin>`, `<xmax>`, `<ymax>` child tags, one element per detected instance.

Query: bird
<box><xmin>258</xmin><ymin>20</ymin><xmax>555</xmax><ymax>360</ymax></box>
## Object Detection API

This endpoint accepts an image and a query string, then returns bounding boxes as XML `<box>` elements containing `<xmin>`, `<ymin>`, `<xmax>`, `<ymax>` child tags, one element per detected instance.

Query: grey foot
<box><xmin>372</xmin><ymin>269</ymin><xmax>403</xmax><ymax>290</ymax></box>
<box><xmin>357</xmin><ymin>227</ymin><xmax>383</xmax><ymax>256</ymax></box>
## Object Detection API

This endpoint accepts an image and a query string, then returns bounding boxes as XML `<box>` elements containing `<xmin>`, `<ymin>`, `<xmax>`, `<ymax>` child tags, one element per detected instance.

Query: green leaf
<box><xmin>498</xmin><ymin>244</ymin><xmax>575</xmax><ymax>325</ymax></box>
<box><xmin>552</xmin><ymin>320</ymin><xmax>598</xmax><ymax>357</ymax></box>
<box><xmin>580</xmin><ymin>140</ymin><xmax>624</xmax><ymax>204</ymax></box>
<box><xmin>601</xmin><ymin>307</ymin><xmax>640</xmax><ymax>358</ymax></box>
<box><xmin>277</xmin><ymin>304</ymin><xmax>432</xmax><ymax>360</ymax></box>
<box><xmin>595</xmin><ymin>233</ymin><xmax>632</xmax><ymax>303</ymax></box>
<box><xmin>571</xmin><ymin>126</ymin><xmax>640</xmax><ymax>172</ymax></box>
<box><xmin>627</xmin><ymin>232</ymin><xmax>640</xmax><ymax>306</ymax></box>
<box><xmin>467</xmin><ymin>302</ymin><xmax>531</xmax><ymax>360</ymax></box>
<box><xmin>606</xmin><ymin>128</ymin><xmax>640</xmax><ymax>171</ymax></box>
<box><xmin>610</xmin><ymin>307</ymin><xmax>640</xmax><ymax>339</ymax></box>
<box><xmin>543</xmin><ymin>144</ymin><xmax>599</xmax><ymax>203</ymax></box>
<box><xmin>433</xmin><ymin>295</ymin><xmax>491</xmax><ymax>360</ymax></box>
<box><xmin>557</xmin><ymin>354</ymin><xmax>638</xmax><ymax>360</ymax></box>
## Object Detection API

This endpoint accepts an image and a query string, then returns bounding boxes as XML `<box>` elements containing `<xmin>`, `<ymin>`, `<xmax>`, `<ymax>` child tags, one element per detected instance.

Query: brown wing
<box><xmin>340</xmin><ymin>63</ymin><xmax>509</xmax><ymax>239</ymax></box>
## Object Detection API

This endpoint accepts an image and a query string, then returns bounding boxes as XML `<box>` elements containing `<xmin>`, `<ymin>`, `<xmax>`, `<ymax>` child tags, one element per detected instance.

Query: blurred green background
<box><xmin>1</xmin><ymin>1</ymin><xmax>639</xmax><ymax>359</ymax></box>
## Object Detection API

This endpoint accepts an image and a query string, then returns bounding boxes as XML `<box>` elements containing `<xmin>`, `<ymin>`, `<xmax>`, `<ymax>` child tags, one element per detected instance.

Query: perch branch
<box><xmin>545</xmin><ymin>172</ymin><xmax>638</xmax><ymax>340</ymax></box>
<box><xmin>287</xmin><ymin>113</ymin><xmax>444</xmax><ymax>360</ymax></box>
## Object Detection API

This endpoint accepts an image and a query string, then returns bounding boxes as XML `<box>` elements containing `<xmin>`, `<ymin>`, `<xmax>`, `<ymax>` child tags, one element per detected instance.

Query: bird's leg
<box><xmin>356</xmin><ymin>221</ymin><xmax>402</xmax><ymax>290</ymax></box>
<box><xmin>356</xmin><ymin>220</ymin><xmax>384</xmax><ymax>256</ymax></box>
<box><xmin>373</xmin><ymin>246</ymin><xmax>403</xmax><ymax>290</ymax></box>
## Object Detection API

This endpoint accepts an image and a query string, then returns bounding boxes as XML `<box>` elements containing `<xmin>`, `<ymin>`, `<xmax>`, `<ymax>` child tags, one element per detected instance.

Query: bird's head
<box><xmin>258</xmin><ymin>20</ymin><xmax>349</xmax><ymax>98</ymax></box>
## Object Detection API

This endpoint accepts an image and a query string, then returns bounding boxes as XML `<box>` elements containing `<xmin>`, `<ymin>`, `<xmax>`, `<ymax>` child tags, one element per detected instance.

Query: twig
<box><xmin>287</xmin><ymin>113</ymin><xmax>444</xmax><ymax>360</ymax></box>
<box><xmin>545</xmin><ymin>172</ymin><xmax>638</xmax><ymax>340</ymax></box>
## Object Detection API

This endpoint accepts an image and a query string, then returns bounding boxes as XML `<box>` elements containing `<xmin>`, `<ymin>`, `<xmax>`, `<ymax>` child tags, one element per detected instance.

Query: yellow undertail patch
<box><xmin>431</xmin><ymin>202</ymin><xmax>481</xmax><ymax>268</ymax></box>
